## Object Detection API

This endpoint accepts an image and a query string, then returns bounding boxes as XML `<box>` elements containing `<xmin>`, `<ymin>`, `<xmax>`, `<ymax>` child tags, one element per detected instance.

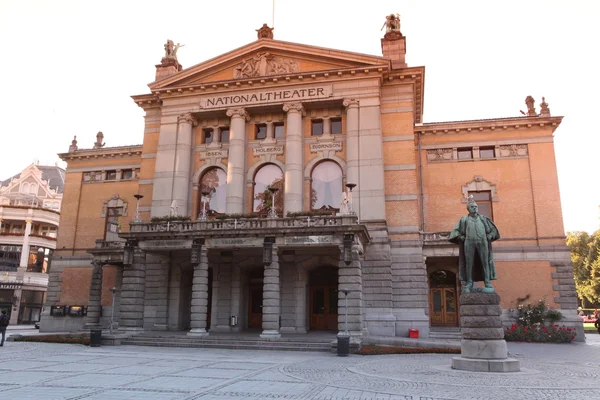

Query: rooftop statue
<box><xmin>520</xmin><ymin>95</ymin><xmax>537</xmax><ymax>116</ymax></box>
<box><xmin>163</xmin><ymin>39</ymin><xmax>184</xmax><ymax>60</ymax></box>
<box><xmin>256</xmin><ymin>23</ymin><xmax>274</xmax><ymax>39</ymax></box>
<box><xmin>381</xmin><ymin>13</ymin><xmax>402</xmax><ymax>39</ymax></box>
<box><xmin>448</xmin><ymin>196</ymin><xmax>500</xmax><ymax>293</ymax></box>
<box><xmin>93</xmin><ymin>132</ymin><xmax>105</xmax><ymax>149</ymax></box>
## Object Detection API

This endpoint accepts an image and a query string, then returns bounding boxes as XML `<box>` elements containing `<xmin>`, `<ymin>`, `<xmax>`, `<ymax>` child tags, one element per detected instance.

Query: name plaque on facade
<box><xmin>310</xmin><ymin>142</ymin><xmax>342</xmax><ymax>153</ymax></box>
<box><xmin>210</xmin><ymin>238</ymin><xmax>264</xmax><ymax>247</ymax></box>
<box><xmin>199</xmin><ymin>149</ymin><xmax>228</xmax><ymax>159</ymax></box>
<box><xmin>141</xmin><ymin>239</ymin><xmax>190</xmax><ymax>250</ymax></box>
<box><xmin>0</xmin><ymin>282</ymin><xmax>23</xmax><ymax>290</ymax></box>
<box><xmin>285</xmin><ymin>236</ymin><xmax>332</xmax><ymax>245</ymax></box>
<box><xmin>253</xmin><ymin>145</ymin><xmax>284</xmax><ymax>156</ymax></box>
<box><xmin>199</xmin><ymin>86</ymin><xmax>333</xmax><ymax>109</ymax></box>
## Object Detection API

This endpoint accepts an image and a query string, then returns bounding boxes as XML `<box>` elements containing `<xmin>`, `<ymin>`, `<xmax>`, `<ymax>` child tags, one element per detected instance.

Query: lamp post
<box><xmin>337</xmin><ymin>288</ymin><xmax>351</xmax><ymax>356</ymax></box>
<box><xmin>199</xmin><ymin>190</ymin><xmax>211</xmax><ymax>221</ymax></box>
<box><xmin>345</xmin><ymin>183</ymin><xmax>356</xmax><ymax>215</ymax></box>
<box><xmin>109</xmin><ymin>287</ymin><xmax>120</xmax><ymax>335</ymax></box>
<box><xmin>268</xmin><ymin>187</ymin><xmax>279</xmax><ymax>218</ymax></box>
<box><xmin>133</xmin><ymin>194</ymin><xmax>144</xmax><ymax>222</ymax></box>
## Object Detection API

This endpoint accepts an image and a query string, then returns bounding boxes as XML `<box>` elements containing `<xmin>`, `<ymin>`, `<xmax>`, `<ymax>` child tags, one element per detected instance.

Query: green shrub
<box><xmin>150</xmin><ymin>215</ymin><xmax>191</xmax><ymax>222</ymax></box>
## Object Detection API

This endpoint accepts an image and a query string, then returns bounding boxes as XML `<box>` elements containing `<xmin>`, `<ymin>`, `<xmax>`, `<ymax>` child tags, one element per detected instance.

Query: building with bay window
<box><xmin>41</xmin><ymin>19</ymin><xmax>582</xmax><ymax>342</ymax></box>
<box><xmin>0</xmin><ymin>163</ymin><xmax>63</xmax><ymax>324</ymax></box>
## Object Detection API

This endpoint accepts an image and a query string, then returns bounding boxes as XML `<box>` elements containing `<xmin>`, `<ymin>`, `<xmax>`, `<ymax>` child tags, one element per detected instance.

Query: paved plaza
<box><xmin>1</xmin><ymin>334</ymin><xmax>600</xmax><ymax>400</ymax></box>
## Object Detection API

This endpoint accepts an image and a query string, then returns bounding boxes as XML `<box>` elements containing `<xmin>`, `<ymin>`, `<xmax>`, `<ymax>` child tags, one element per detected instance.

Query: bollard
<box><xmin>90</xmin><ymin>329</ymin><xmax>102</xmax><ymax>347</ymax></box>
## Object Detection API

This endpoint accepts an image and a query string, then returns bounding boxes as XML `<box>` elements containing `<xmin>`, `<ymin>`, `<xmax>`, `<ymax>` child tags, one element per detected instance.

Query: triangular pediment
<box><xmin>150</xmin><ymin>39</ymin><xmax>390</xmax><ymax>90</ymax></box>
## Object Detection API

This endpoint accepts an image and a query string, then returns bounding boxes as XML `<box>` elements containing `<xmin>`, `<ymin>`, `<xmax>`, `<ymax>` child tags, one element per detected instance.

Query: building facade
<box><xmin>0</xmin><ymin>163</ymin><xmax>63</xmax><ymax>324</ymax></box>
<box><xmin>41</xmin><ymin>20</ymin><xmax>582</xmax><ymax>341</ymax></box>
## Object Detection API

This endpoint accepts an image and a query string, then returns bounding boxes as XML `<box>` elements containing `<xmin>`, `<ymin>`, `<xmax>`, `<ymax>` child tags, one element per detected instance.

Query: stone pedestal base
<box><xmin>452</xmin><ymin>356</ymin><xmax>521</xmax><ymax>372</ymax></box>
<box><xmin>187</xmin><ymin>328</ymin><xmax>209</xmax><ymax>337</ymax></box>
<box><xmin>461</xmin><ymin>339</ymin><xmax>507</xmax><ymax>359</ymax></box>
<box><xmin>259</xmin><ymin>330</ymin><xmax>281</xmax><ymax>339</ymax></box>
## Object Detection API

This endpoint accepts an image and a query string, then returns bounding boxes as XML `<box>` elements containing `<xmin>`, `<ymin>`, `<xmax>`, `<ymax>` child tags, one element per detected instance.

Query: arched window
<box><xmin>21</xmin><ymin>183</ymin><xmax>30</xmax><ymax>194</ymax></box>
<box><xmin>199</xmin><ymin>167</ymin><xmax>227</xmax><ymax>214</ymax></box>
<box><xmin>311</xmin><ymin>161</ymin><xmax>342</xmax><ymax>210</ymax></box>
<box><xmin>30</xmin><ymin>183</ymin><xmax>38</xmax><ymax>195</ymax></box>
<box><xmin>253</xmin><ymin>164</ymin><xmax>283</xmax><ymax>213</ymax></box>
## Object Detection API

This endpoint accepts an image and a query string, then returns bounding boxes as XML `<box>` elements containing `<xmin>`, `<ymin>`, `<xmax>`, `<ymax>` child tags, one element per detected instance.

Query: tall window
<box><xmin>199</xmin><ymin>167</ymin><xmax>227</xmax><ymax>214</ymax></box>
<box><xmin>274</xmin><ymin>122</ymin><xmax>285</xmax><ymax>139</ymax></box>
<box><xmin>469</xmin><ymin>191</ymin><xmax>493</xmax><ymax>220</ymax></box>
<box><xmin>311</xmin><ymin>161</ymin><xmax>343</xmax><ymax>210</ymax></box>
<box><xmin>253</xmin><ymin>164</ymin><xmax>284</xmax><ymax>213</ymax></box>
<box><xmin>21</xmin><ymin>183</ymin><xmax>29</xmax><ymax>194</ymax></box>
<box><xmin>105</xmin><ymin>207</ymin><xmax>123</xmax><ymax>241</ymax></box>
<box><xmin>203</xmin><ymin>128</ymin><xmax>213</xmax><ymax>144</ymax></box>
<box><xmin>331</xmin><ymin>118</ymin><xmax>342</xmax><ymax>134</ymax></box>
<box><xmin>255</xmin><ymin>124</ymin><xmax>267</xmax><ymax>140</ymax></box>
<box><xmin>311</xmin><ymin>119</ymin><xmax>323</xmax><ymax>136</ymax></box>
<box><xmin>220</xmin><ymin>127</ymin><xmax>230</xmax><ymax>143</ymax></box>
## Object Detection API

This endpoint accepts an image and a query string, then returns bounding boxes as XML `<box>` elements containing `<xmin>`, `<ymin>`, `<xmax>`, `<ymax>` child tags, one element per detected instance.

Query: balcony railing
<box><xmin>129</xmin><ymin>215</ymin><xmax>359</xmax><ymax>234</ymax></box>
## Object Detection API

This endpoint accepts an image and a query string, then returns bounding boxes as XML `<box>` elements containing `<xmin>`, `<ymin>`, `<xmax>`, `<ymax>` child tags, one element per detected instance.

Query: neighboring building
<box><xmin>41</xmin><ymin>18</ymin><xmax>582</xmax><ymax>341</ymax></box>
<box><xmin>0</xmin><ymin>163</ymin><xmax>64</xmax><ymax>324</ymax></box>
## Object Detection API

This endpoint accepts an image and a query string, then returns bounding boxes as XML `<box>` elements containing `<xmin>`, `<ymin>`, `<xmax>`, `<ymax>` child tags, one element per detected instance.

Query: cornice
<box><xmin>415</xmin><ymin>116</ymin><xmax>563</xmax><ymax>136</ymax></box>
<box><xmin>59</xmin><ymin>145</ymin><xmax>143</xmax><ymax>162</ymax></box>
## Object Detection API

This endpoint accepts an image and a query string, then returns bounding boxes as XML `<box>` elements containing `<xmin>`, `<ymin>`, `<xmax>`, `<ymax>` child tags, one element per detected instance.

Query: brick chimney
<box><xmin>381</xmin><ymin>31</ymin><xmax>407</xmax><ymax>70</ymax></box>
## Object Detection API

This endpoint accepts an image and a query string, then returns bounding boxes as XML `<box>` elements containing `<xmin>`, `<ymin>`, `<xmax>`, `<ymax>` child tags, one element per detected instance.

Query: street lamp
<box><xmin>133</xmin><ymin>194</ymin><xmax>144</xmax><ymax>222</ymax></box>
<box><xmin>268</xmin><ymin>187</ymin><xmax>279</xmax><ymax>218</ymax></box>
<box><xmin>198</xmin><ymin>189</ymin><xmax>211</xmax><ymax>221</ymax></box>
<box><xmin>108</xmin><ymin>287</ymin><xmax>120</xmax><ymax>335</ymax></box>
<box><xmin>345</xmin><ymin>183</ymin><xmax>356</xmax><ymax>215</ymax></box>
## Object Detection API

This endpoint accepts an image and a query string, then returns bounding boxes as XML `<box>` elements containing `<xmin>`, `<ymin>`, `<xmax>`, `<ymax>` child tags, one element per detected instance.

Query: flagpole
<box><xmin>272</xmin><ymin>0</ymin><xmax>275</xmax><ymax>27</ymax></box>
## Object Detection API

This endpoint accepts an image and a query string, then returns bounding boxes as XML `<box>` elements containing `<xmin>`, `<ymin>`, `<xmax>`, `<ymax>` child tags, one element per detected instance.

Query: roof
<box><xmin>0</xmin><ymin>164</ymin><xmax>66</xmax><ymax>194</ymax></box>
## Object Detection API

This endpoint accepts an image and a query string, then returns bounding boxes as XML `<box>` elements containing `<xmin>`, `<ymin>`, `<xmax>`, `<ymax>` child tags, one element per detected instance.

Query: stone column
<box><xmin>295</xmin><ymin>265</ymin><xmax>308</xmax><ymax>333</ymax></box>
<box><xmin>189</xmin><ymin>246</ymin><xmax>210</xmax><ymax>336</ymax></box>
<box><xmin>84</xmin><ymin>261</ymin><xmax>103</xmax><ymax>329</ymax></box>
<box><xmin>230</xmin><ymin>262</ymin><xmax>241</xmax><ymax>332</ymax></box>
<box><xmin>283</xmin><ymin>103</ymin><xmax>305</xmax><ymax>214</ymax></box>
<box><xmin>119</xmin><ymin>249</ymin><xmax>146</xmax><ymax>331</ymax></box>
<box><xmin>343</xmin><ymin>99</ymin><xmax>360</xmax><ymax>214</ymax></box>
<box><xmin>18</xmin><ymin>218</ymin><xmax>33</xmax><ymax>268</ymax></box>
<box><xmin>225</xmin><ymin>108</ymin><xmax>249</xmax><ymax>214</ymax></box>
<box><xmin>338</xmin><ymin>244</ymin><xmax>364</xmax><ymax>339</ymax></box>
<box><xmin>261</xmin><ymin>245</ymin><xmax>281</xmax><ymax>339</ymax></box>
<box><xmin>174</xmin><ymin>112</ymin><xmax>197</xmax><ymax>217</ymax></box>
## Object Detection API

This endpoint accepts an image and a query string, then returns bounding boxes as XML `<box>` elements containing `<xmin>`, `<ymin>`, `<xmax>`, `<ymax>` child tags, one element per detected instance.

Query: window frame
<box><xmin>331</xmin><ymin>118</ymin><xmax>342</xmax><ymax>134</ymax></box>
<box><xmin>311</xmin><ymin>119</ymin><xmax>324</xmax><ymax>136</ymax></box>
<box><xmin>203</xmin><ymin>128</ymin><xmax>214</xmax><ymax>144</ymax></box>
<box><xmin>255</xmin><ymin>124</ymin><xmax>267</xmax><ymax>140</ymax></box>
<box><xmin>479</xmin><ymin>146</ymin><xmax>496</xmax><ymax>159</ymax></box>
<box><xmin>468</xmin><ymin>190</ymin><xmax>493</xmax><ymax>220</ymax></box>
<box><xmin>274</xmin><ymin>122</ymin><xmax>285</xmax><ymax>139</ymax></box>
<box><xmin>220</xmin><ymin>127</ymin><xmax>230</xmax><ymax>143</ymax></box>
<box><xmin>457</xmin><ymin>148</ymin><xmax>473</xmax><ymax>160</ymax></box>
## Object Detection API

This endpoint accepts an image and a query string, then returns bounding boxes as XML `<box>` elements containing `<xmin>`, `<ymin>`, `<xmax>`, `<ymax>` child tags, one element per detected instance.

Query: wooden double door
<box><xmin>309</xmin><ymin>268</ymin><xmax>338</xmax><ymax>331</ymax></box>
<box><xmin>429</xmin><ymin>287</ymin><xmax>458</xmax><ymax>326</ymax></box>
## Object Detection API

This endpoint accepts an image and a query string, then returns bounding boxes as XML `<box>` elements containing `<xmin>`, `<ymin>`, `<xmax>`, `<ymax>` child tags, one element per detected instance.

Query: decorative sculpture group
<box><xmin>233</xmin><ymin>52</ymin><xmax>299</xmax><ymax>79</ymax></box>
<box><xmin>163</xmin><ymin>39</ymin><xmax>184</xmax><ymax>60</ymax></box>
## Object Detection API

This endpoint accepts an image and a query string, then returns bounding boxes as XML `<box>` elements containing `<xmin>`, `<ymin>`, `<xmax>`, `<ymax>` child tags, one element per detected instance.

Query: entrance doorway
<box><xmin>309</xmin><ymin>267</ymin><xmax>338</xmax><ymax>331</ymax></box>
<box><xmin>247</xmin><ymin>269</ymin><xmax>263</xmax><ymax>329</ymax></box>
<box><xmin>429</xmin><ymin>270</ymin><xmax>458</xmax><ymax>326</ymax></box>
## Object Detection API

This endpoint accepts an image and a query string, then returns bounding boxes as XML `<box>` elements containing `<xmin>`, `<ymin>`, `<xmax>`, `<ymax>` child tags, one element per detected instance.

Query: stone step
<box><xmin>121</xmin><ymin>338</ymin><xmax>332</xmax><ymax>352</ymax></box>
<box><xmin>428</xmin><ymin>331</ymin><xmax>462</xmax><ymax>340</ymax></box>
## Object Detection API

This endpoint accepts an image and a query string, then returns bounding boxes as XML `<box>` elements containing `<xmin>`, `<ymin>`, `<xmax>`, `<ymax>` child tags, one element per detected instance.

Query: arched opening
<box><xmin>429</xmin><ymin>269</ymin><xmax>458</xmax><ymax>327</ymax></box>
<box><xmin>253</xmin><ymin>164</ymin><xmax>284</xmax><ymax>215</ymax></box>
<box><xmin>311</xmin><ymin>160</ymin><xmax>343</xmax><ymax>211</ymax></box>
<box><xmin>199</xmin><ymin>167</ymin><xmax>227</xmax><ymax>215</ymax></box>
<box><xmin>309</xmin><ymin>267</ymin><xmax>338</xmax><ymax>331</ymax></box>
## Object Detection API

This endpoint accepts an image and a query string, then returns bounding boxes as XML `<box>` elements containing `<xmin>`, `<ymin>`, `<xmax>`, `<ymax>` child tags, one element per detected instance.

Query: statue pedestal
<box><xmin>451</xmin><ymin>292</ymin><xmax>520</xmax><ymax>372</ymax></box>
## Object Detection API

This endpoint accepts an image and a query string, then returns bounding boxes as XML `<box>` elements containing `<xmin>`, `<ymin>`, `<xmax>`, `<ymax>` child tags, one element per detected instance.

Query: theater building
<box><xmin>1</xmin><ymin>163</ymin><xmax>63</xmax><ymax>324</ymax></box>
<box><xmin>41</xmin><ymin>19</ymin><xmax>582</xmax><ymax>341</ymax></box>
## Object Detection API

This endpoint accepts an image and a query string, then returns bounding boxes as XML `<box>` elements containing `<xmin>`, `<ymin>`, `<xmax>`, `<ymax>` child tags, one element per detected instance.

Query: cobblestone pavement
<box><xmin>1</xmin><ymin>336</ymin><xmax>600</xmax><ymax>400</ymax></box>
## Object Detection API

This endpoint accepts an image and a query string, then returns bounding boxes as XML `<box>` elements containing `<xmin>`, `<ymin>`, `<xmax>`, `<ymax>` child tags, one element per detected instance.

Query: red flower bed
<box><xmin>504</xmin><ymin>323</ymin><xmax>576</xmax><ymax>343</ymax></box>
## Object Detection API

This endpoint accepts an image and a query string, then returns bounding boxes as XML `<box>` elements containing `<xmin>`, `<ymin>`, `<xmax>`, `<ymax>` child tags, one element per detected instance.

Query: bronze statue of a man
<box><xmin>448</xmin><ymin>197</ymin><xmax>500</xmax><ymax>293</ymax></box>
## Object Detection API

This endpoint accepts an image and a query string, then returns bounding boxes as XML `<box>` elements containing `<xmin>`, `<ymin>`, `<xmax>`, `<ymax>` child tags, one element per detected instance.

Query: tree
<box><xmin>567</xmin><ymin>230</ymin><xmax>600</xmax><ymax>306</ymax></box>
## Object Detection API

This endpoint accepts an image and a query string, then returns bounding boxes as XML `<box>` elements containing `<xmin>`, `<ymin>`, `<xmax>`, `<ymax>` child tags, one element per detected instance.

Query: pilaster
<box><xmin>119</xmin><ymin>249</ymin><xmax>146</xmax><ymax>330</ymax></box>
<box><xmin>338</xmin><ymin>245</ymin><xmax>364</xmax><ymax>339</ymax></box>
<box><xmin>283</xmin><ymin>102</ymin><xmax>305</xmax><ymax>214</ymax></box>
<box><xmin>261</xmin><ymin>245</ymin><xmax>281</xmax><ymax>339</ymax></box>
<box><xmin>84</xmin><ymin>261</ymin><xmax>103</xmax><ymax>329</ymax></box>
<box><xmin>189</xmin><ymin>246</ymin><xmax>210</xmax><ymax>336</ymax></box>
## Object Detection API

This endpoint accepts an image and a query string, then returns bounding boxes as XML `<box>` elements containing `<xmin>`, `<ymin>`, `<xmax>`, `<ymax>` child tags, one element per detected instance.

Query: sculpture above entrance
<box><xmin>233</xmin><ymin>52</ymin><xmax>299</xmax><ymax>79</ymax></box>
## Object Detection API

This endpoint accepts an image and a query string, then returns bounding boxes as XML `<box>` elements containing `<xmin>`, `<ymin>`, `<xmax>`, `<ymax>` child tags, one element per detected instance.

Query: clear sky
<box><xmin>1</xmin><ymin>0</ymin><xmax>598</xmax><ymax>233</ymax></box>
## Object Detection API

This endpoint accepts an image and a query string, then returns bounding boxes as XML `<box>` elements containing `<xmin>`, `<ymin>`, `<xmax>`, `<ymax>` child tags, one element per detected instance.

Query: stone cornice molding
<box><xmin>416</xmin><ymin>116</ymin><xmax>563</xmax><ymax>136</ymax></box>
<box><xmin>226</xmin><ymin>107</ymin><xmax>250</xmax><ymax>121</ymax></box>
<box><xmin>282</xmin><ymin>102</ymin><xmax>305</xmax><ymax>115</ymax></box>
<box><xmin>59</xmin><ymin>145</ymin><xmax>143</xmax><ymax>162</ymax></box>
<box><xmin>178</xmin><ymin>112</ymin><xmax>198</xmax><ymax>126</ymax></box>
<box><xmin>343</xmin><ymin>98</ymin><xmax>359</xmax><ymax>110</ymax></box>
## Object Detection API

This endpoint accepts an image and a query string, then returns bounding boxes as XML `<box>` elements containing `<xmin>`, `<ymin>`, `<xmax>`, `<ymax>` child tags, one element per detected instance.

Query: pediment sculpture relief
<box><xmin>233</xmin><ymin>52</ymin><xmax>299</xmax><ymax>79</ymax></box>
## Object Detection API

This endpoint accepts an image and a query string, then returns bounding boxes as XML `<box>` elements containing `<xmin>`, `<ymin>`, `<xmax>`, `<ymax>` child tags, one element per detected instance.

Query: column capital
<box><xmin>343</xmin><ymin>98</ymin><xmax>359</xmax><ymax>110</ymax></box>
<box><xmin>283</xmin><ymin>102</ymin><xmax>306</xmax><ymax>116</ymax></box>
<box><xmin>178</xmin><ymin>112</ymin><xmax>198</xmax><ymax>126</ymax></box>
<box><xmin>226</xmin><ymin>107</ymin><xmax>250</xmax><ymax>121</ymax></box>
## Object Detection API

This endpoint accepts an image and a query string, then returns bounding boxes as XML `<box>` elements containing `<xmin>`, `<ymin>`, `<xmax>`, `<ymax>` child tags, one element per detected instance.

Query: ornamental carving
<box><xmin>343</xmin><ymin>98</ymin><xmax>359</xmax><ymax>109</ymax></box>
<box><xmin>282</xmin><ymin>102</ymin><xmax>305</xmax><ymax>115</ymax></box>
<box><xmin>426</xmin><ymin>148</ymin><xmax>453</xmax><ymax>161</ymax></box>
<box><xmin>233</xmin><ymin>52</ymin><xmax>299</xmax><ymax>79</ymax></box>
<box><xmin>226</xmin><ymin>107</ymin><xmax>250</xmax><ymax>121</ymax></box>
<box><xmin>178</xmin><ymin>112</ymin><xmax>198</xmax><ymax>126</ymax></box>
<box><xmin>499</xmin><ymin>144</ymin><xmax>528</xmax><ymax>157</ymax></box>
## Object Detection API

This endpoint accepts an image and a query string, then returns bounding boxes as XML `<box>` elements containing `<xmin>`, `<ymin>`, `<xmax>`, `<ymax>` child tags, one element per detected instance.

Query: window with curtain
<box><xmin>199</xmin><ymin>167</ymin><xmax>227</xmax><ymax>214</ymax></box>
<box><xmin>253</xmin><ymin>164</ymin><xmax>284</xmax><ymax>213</ymax></box>
<box><xmin>311</xmin><ymin>161</ymin><xmax>343</xmax><ymax>210</ymax></box>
